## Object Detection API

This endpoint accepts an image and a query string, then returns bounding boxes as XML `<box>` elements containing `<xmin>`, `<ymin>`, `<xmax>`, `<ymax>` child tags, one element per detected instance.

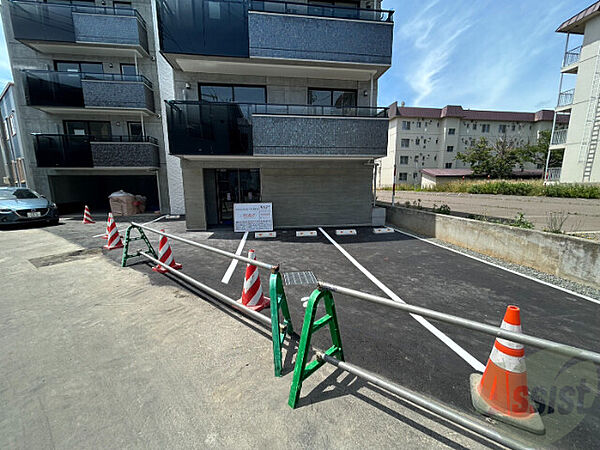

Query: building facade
<box><xmin>550</xmin><ymin>2</ymin><xmax>600</xmax><ymax>184</ymax></box>
<box><xmin>0</xmin><ymin>82</ymin><xmax>27</xmax><ymax>186</ymax></box>
<box><xmin>378</xmin><ymin>103</ymin><xmax>560</xmax><ymax>187</ymax></box>
<box><xmin>1</xmin><ymin>0</ymin><xmax>170</xmax><ymax>213</ymax></box>
<box><xmin>155</xmin><ymin>0</ymin><xmax>393</xmax><ymax>229</ymax></box>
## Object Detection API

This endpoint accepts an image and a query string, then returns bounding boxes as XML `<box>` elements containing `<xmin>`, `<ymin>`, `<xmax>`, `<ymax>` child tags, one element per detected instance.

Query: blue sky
<box><xmin>0</xmin><ymin>0</ymin><xmax>591</xmax><ymax>112</ymax></box>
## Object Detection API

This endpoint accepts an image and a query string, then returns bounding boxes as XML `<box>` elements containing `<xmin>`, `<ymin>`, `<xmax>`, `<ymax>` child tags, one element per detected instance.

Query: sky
<box><xmin>0</xmin><ymin>0</ymin><xmax>593</xmax><ymax>112</ymax></box>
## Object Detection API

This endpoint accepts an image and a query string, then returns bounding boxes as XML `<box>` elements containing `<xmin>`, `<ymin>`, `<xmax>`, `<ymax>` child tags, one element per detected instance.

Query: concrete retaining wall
<box><xmin>381</xmin><ymin>204</ymin><xmax>600</xmax><ymax>289</ymax></box>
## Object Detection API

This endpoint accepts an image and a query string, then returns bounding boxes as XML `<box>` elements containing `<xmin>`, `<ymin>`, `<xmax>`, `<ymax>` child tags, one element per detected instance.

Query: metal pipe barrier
<box><xmin>122</xmin><ymin>224</ymin><xmax>294</xmax><ymax>376</ymax></box>
<box><xmin>318</xmin><ymin>281</ymin><xmax>600</xmax><ymax>364</ymax></box>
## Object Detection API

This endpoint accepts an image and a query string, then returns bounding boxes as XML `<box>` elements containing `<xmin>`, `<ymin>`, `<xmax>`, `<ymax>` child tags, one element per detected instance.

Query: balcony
<box><xmin>545</xmin><ymin>167</ymin><xmax>561</xmax><ymax>182</ymax></box>
<box><xmin>551</xmin><ymin>128</ymin><xmax>568</xmax><ymax>146</ymax></box>
<box><xmin>33</xmin><ymin>134</ymin><xmax>159</xmax><ymax>168</ymax></box>
<box><xmin>166</xmin><ymin>101</ymin><xmax>389</xmax><ymax>158</ymax></box>
<box><xmin>24</xmin><ymin>70</ymin><xmax>155</xmax><ymax>114</ymax></box>
<box><xmin>562</xmin><ymin>46</ymin><xmax>581</xmax><ymax>73</ymax></box>
<box><xmin>557</xmin><ymin>88</ymin><xmax>574</xmax><ymax>108</ymax></box>
<box><xmin>8</xmin><ymin>0</ymin><xmax>149</xmax><ymax>57</ymax></box>
<box><xmin>158</xmin><ymin>0</ymin><xmax>393</xmax><ymax>79</ymax></box>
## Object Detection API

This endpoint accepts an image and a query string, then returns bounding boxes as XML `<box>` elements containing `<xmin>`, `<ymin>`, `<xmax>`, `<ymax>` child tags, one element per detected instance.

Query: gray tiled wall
<box><xmin>91</xmin><ymin>143</ymin><xmax>159</xmax><ymax>167</ymax></box>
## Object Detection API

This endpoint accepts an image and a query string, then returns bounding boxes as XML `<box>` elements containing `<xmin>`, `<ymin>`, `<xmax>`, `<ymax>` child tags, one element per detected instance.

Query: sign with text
<box><xmin>233</xmin><ymin>202</ymin><xmax>273</xmax><ymax>232</ymax></box>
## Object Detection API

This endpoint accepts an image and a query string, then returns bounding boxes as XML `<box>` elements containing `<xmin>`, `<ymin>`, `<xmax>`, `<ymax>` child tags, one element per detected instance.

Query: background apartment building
<box><xmin>156</xmin><ymin>0</ymin><xmax>393</xmax><ymax>229</ymax></box>
<box><xmin>378</xmin><ymin>103</ymin><xmax>562</xmax><ymax>187</ymax></box>
<box><xmin>0</xmin><ymin>82</ymin><xmax>27</xmax><ymax>186</ymax></box>
<box><xmin>1</xmin><ymin>0</ymin><xmax>170</xmax><ymax>213</ymax></box>
<box><xmin>550</xmin><ymin>1</ymin><xmax>600</xmax><ymax>184</ymax></box>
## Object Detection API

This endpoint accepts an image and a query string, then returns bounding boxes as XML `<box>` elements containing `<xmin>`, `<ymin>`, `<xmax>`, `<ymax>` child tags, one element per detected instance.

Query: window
<box><xmin>446</xmin><ymin>145</ymin><xmax>454</xmax><ymax>152</ymax></box>
<box><xmin>399</xmin><ymin>156</ymin><xmax>409</xmax><ymax>164</ymax></box>
<box><xmin>536</xmin><ymin>163</ymin><xmax>544</xmax><ymax>169</ymax></box>
<box><xmin>3</xmin><ymin>119</ymin><xmax>9</xmax><ymax>141</ymax></box>
<box><xmin>448</xmin><ymin>128</ymin><xmax>455</xmax><ymax>135</ymax></box>
<box><xmin>113</xmin><ymin>1</ymin><xmax>132</xmax><ymax>8</ymax></box>
<box><xmin>64</xmin><ymin>120</ymin><xmax>111</xmax><ymax>137</ymax></box>
<box><xmin>445</xmin><ymin>162</ymin><xmax>453</xmax><ymax>169</ymax></box>
<box><xmin>473</xmin><ymin>123</ymin><xmax>477</xmax><ymax>130</ymax></box>
<box><xmin>499</xmin><ymin>124</ymin><xmax>507</xmax><ymax>133</ymax></box>
<box><xmin>511</xmin><ymin>124</ymin><xmax>516</xmax><ymax>131</ymax></box>
<box><xmin>400</xmin><ymin>138</ymin><xmax>409</xmax><ymax>148</ymax></box>
<box><xmin>8</xmin><ymin>114</ymin><xmax>16</xmax><ymax>137</ymax></box>
<box><xmin>128</xmin><ymin>122</ymin><xmax>143</xmax><ymax>137</ymax></box>
<box><xmin>481</xmin><ymin>124</ymin><xmax>490</xmax><ymax>133</ymax></box>
<box><xmin>308</xmin><ymin>88</ymin><xmax>356</xmax><ymax>107</ymax></box>
<box><xmin>413</xmin><ymin>173</ymin><xmax>418</xmax><ymax>179</ymax></box>
<box><xmin>402</xmin><ymin>121</ymin><xmax>411</xmax><ymax>130</ymax></box>
<box><xmin>397</xmin><ymin>173</ymin><xmax>408</xmax><ymax>181</ymax></box>
<box><xmin>55</xmin><ymin>61</ymin><xmax>103</xmax><ymax>73</ymax></box>
<box><xmin>200</xmin><ymin>84</ymin><xmax>266</xmax><ymax>103</ymax></box>
<box><xmin>415</xmin><ymin>138</ymin><xmax>420</xmax><ymax>145</ymax></box>
<box><xmin>417</xmin><ymin>121</ymin><xmax>422</xmax><ymax>128</ymax></box>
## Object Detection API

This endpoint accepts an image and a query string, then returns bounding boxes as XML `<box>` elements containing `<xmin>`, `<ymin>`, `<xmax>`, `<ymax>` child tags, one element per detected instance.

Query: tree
<box><xmin>457</xmin><ymin>137</ymin><xmax>521</xmax><ymax>179</ymax></box>
<box><xmin>517</xmin><ymin>129</ymin><xmax>563</xmax><ymax>169</ymax></box>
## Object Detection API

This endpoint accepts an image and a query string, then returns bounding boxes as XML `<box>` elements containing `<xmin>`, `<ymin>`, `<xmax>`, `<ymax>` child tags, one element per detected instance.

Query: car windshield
<box><xmin>0</xmin><ymin>188</ymin><xmax>40</xmax><ymax>200</ymax></box>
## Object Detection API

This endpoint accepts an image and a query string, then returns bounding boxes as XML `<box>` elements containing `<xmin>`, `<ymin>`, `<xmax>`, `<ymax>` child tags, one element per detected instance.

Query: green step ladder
<box><xmin>121</xmin><ymin>224</ymin><xmax>157</xmax><ymax>267</ymax></box>
<box><xmin>269</xmin><ymin>270</ymin><xmax>295</xmax><ymax>377</ymax></box>
<box><xmin>288</xmin><ymin>287</ymin><xmax>344</xmax><ymax>408</ymax></box>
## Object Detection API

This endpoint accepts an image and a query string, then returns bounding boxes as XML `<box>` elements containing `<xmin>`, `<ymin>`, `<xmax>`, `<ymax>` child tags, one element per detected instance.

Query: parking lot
<box><xmin>2</xmin><ymin>217</ymin><xmax>599</xmax><ymax>448</ymax></box>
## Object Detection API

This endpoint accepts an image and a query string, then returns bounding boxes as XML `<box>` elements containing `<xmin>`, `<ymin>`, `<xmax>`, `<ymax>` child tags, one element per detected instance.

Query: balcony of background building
<box><xmin>551</xmin><ymin>128</ymin><xmax>568</xmax><ymax>146</ymax></box>
<box><xmin>557</xmin><ymin>88</ymin><xmax>575</xmax><ymax>109</ymax></box>
<box><xmin>33</xmin><ymin>134</ymin><xmax>159</xmax><ymax>168</ymax></box>
<box><xmin>8</xmin><ymin>0</ymin><xmax>149</xmax><ymax>57</ymax></box>
<box><xmin>24</xmin><ymin>70</ymin><xmax>155</xmax><ymax>114</ymax></box>
<box><xmin>158</xmin><ymin>0</ymin><xmax>393</xmax><ymax>79</ymax></box>
<box><xmin>562</xmin><ymin>46</ymin><xmax>581</xmax><ymax>73</ymax></box>
<box><xmin>165</xmin><ymin>101</ymin><xmax>389</xmax><ymax>158</ymax></box>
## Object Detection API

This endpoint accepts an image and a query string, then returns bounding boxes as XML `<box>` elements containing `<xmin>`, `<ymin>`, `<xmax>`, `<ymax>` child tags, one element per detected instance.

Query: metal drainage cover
<box><xmin>283</xmin><ymin>271</ymin><xmax>317</xmax><ymax>286</ymax></box>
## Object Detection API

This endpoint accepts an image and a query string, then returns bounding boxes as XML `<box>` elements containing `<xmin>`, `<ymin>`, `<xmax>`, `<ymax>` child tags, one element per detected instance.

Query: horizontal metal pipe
<box><xmin>140</xmin><ymin>252</ymin><xmax>273</xmax><ymax>328</ymax></box>
<box><xmin>319</xmin><ymin>281</ymin><xmax>600</xmax><ymax>364</ymax></box>
<box><xmin>132</xmin><ymin>222</ymin><xmax>277</xmax><ymax>271</ymax></box>
<box><xmin>319</xmin><ymin>353</ymin><xmax>531</xmax><ymax>450</ymax></box>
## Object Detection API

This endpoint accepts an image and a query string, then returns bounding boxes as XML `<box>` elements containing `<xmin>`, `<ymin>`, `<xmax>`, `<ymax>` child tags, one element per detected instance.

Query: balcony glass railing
<box><xmin>551</xmin><ymin>129</ymin><xmax>568</xmax><ymax>145</ymax></box>
<box><xmin>249</xmin><ymin>0</ymin><xmax>394</xmax><ymax>22</ymax></box>
<box><xmin>557</xmin><ymin>89</ymin><xmax>575</xmax><ymax>107</ymax></box>
<box><xmin>24</xmin><ymin>70</ymin><xmax>152</xmax><ymax>107</ymax></box>
<box><xmin>33</xmin><ymin>134</ymin><xmax>158</xmax><ymax>167</ymax></box>
<box><xmin>545</xmin><ymin>167</ymin><xmax>561</xmax><ymax>181</ymax></box>
<box><xmin>563</xmin><ymin>46</ymin><xmax>582</xmax><ymax>67</ymax></box>
<box><xmin>166</xmin><ymin>100</ymin><xmax>388</xmax><ymax>156</ymax></box>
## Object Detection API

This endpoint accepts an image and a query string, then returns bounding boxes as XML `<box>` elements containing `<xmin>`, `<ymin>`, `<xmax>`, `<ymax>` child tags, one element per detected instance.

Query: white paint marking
<box><xmin>318</xmin><ymin>227</ymin><xmax>486</xmax><ymax>372</ymax></box>
<box><xmin>92</xmin><ymin>233</ymin><xmax>106</xmax><ymax>238</ymax></box>
<box><xmin>296</xmin><ymin>230</ymin><xmax>317</xmax><ymax>237</ymax></box>
<box><xmin>255</xmin><ymin>231</ymin><xmax>276</xmax><ymax>238</ymax></box>
<box><xmin>335</xmin><ymin>229</ymin><xmax>357</xmax><ymax>236</ymax></box>
<box><xmin>221</xmin><ymin>231</ymin><xmax>249</xmax><ymax>285</ymax></box>
<box><xmin>389</xmin><ymin>226</ymin><xmax>600</xmax><ymax>306</ymax></box>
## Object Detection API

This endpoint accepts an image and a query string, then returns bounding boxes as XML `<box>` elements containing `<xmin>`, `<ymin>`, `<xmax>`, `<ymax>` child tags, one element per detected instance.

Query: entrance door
<box><xmin>214</xmin><ymin>169</ymin><xmax>260</xmax><ymax>225</ymax></box>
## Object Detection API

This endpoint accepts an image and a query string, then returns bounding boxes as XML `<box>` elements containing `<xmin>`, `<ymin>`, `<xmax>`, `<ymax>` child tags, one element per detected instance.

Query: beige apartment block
<box><xmin>378</xmin><ymin>103</ymin><xmax>561</xmax><ymax>187</ymax></box>
<box><xmin>550</xmin><ymin>2</ymin><xmax>600</xmax><ymax>183</ymax></box>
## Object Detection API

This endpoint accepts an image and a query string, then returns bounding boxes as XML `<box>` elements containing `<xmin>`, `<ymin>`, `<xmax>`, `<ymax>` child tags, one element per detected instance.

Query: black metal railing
<box><xmin>24</xmin><ymin>70</ymin><xmax>153</xmax><ymax>107</ymax></box>
<box><xmin>166</xmin><ymin>100</ymin><xmax>388</xmax><ymax>156</ymax></box>
<box><xmin>33</xmin><ymin>134</ymin><xmax>159</xmax><ymax>167</ymax></box>
<box><xmin>249</xmin><ymin>0</ymin><xmax>394</xmax><ymax>22</ymax></box>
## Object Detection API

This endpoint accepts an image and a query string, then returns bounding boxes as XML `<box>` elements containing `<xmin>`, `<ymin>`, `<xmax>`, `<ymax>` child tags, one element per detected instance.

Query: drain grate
<box><xmin>282</xmin><ymin>271</ymin><xmax>318</xmax><ymax>286</ymax></box>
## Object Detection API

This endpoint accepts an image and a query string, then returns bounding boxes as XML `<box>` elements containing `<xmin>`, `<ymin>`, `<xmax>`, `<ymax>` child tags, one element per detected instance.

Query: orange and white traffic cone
<box><xmin>103</xmin><ymin>212</ymin><xmax>124</xmax><ymax>250</ymax></box>
<box><xmin>238</xmin><ymin>249</ymin><xmax>270</xmax><ymax>311</ymax></box>
<box><xmin>82</xmin><ymin>205</ymin><xmax>95</xmax><ymax>224</ymax></box>
<box><xmin>152</xmin><ymin>230</ymin><xmax>182</xmax><ymax>273</ymax></box>
<box><xmin>470</xmin><ymin>305</ymin><xmax>544</xmax><ymax>434</ymax></box>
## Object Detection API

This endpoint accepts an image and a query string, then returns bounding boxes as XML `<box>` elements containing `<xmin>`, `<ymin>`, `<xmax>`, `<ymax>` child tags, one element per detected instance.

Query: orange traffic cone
<box><xmin>82</xmin><ymin>205</ymin><xmax>95</xmax><ymax>224</ymax></box>
<box><xmin>152</xmin><ymin>230</ymin><xmax>182</xmax><ymax>273</ymax></box>
<box><xmin>238</xmin><ymin>249</ymin><xmax>270</xmax><ymax>311</ymax></box>
<box><xmin>470</xmin><ymin>305</ymin><xmax>544</xmax><ymax>434</ymax></box>
<box><xmin>103</xmin><ymin>212</ymin><xmax>124</xmax><ymax>250</ymax></box>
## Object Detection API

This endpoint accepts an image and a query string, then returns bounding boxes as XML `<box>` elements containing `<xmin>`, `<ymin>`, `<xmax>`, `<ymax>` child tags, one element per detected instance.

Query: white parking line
<box><xmin>389</xmin><ymin>226</ymin><xmax>600</xmax><ymax>306</ymax></box>
<box><xmin>318</xmin><ymin>227</ymin><xmax>486</xmax><ymax>372</ymax></box>
<box><xmin>221</xmin><ymin>231</ymin><xmax>248</xmax><ymax>284</ymax></box>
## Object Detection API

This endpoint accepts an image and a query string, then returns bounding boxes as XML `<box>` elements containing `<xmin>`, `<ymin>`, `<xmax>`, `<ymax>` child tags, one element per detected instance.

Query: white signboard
<box><xmin>234</xmin><ymin>202</ymin><xmax>273</xmax><ymax>232</ymax></box>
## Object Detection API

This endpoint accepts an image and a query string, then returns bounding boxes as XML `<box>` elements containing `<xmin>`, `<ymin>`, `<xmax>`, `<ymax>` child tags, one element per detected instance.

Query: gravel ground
<box><xmin>393</xmin><ymin>227</ymin><xmax>600</xmax><ymax>302</ymax></box>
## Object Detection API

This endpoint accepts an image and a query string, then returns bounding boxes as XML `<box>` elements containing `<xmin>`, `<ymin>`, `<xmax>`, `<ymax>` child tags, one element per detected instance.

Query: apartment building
<box><xmin>1</xmin><ymin>0</ymin><xmax>169</xmax><ymax>213</ymax></box>
<box><xmin>550</xmin><ymin>1</ymin><xmax>600</xmax><ymax>184</ymax></box>
<box><xmin>156</xmin><ymin>0</ymin><xmax>393</xmax><ymax>230</ymax></box>
<box><xmin>0</xmin><ymin>82</ymin><xmax>27</xmax><ymax>186</ymax></box>
<box><xmin>378</xmin><ymin>103</ymin><xmax>562</xmax><ymax>187</ymax></box>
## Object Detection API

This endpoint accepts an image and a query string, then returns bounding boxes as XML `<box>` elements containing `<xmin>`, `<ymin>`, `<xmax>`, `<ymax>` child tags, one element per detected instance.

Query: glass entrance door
<box><xmin>215</xmin><ymin>169</ymin><xmax>260</xmax><ymax>225</ymax></box>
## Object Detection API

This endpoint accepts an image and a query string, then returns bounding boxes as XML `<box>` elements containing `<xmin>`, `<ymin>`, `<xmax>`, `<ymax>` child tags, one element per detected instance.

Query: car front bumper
<box><xmin>0</xmin><ymin>207</ymin><xmax>59</xmax><ymax>225</ymax></box>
